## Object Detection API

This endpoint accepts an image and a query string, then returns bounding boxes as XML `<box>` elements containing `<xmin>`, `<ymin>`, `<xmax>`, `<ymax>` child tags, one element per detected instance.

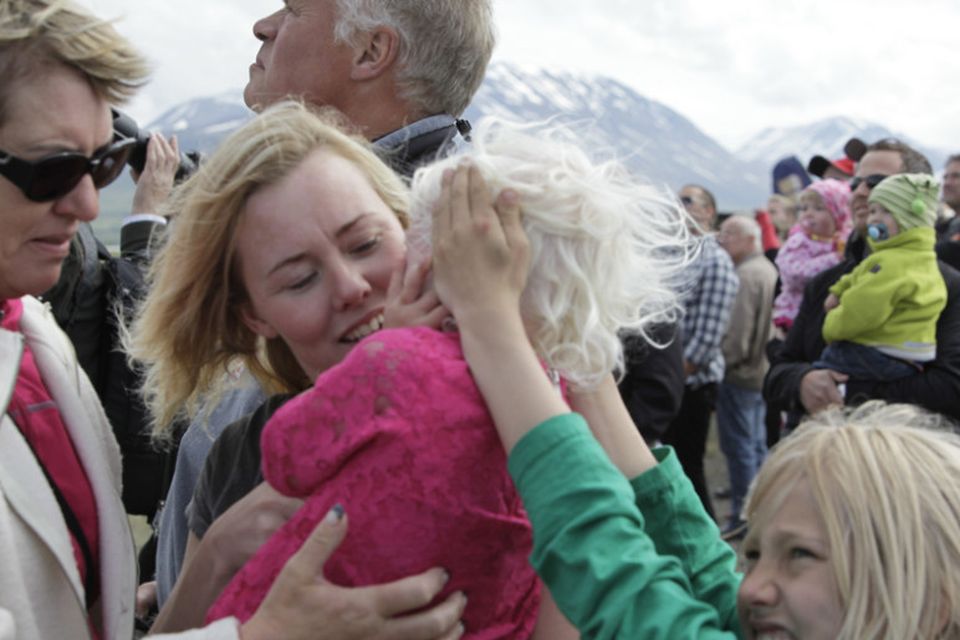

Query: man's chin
<box><xmin>242</xmin><ymin>83</ymin><xmax>263</xmax><ymax>111</ymax></box>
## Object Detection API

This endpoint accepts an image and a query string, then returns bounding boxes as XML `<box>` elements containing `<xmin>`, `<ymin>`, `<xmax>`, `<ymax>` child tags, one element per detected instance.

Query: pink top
<box><xmin>2</xmin><ymin>298</ymin><xmax>101</xmax><ymax>625</ymax></box>
<box><xmin>772</xmin><ymin>229</ymin><xmax>843</xmax><ymax>327</ymax></box>
<box><xmin>207</xmin><ymin>327</ymin><xmax>540</xmax><ymax>639</ymax></box>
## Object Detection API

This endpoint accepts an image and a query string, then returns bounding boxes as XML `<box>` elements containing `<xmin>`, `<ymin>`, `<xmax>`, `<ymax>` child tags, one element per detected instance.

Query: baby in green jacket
<box><xmin>816</xmin><ymin>173</ymin><xmax>947</xmax><ymax>381</ymax></box>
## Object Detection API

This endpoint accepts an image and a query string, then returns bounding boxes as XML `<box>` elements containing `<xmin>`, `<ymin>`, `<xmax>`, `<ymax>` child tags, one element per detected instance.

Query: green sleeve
<box><xmin>823</xmin><ymin>259</ymin><xmax>908</xmax><ymax>343</ymax></box>
<box><xmin>509</xmin><ymin>414</ymin><xmax>742</xmax><ymax>639</ymax></box>
<box><xmin>630</xmin><ymin>447</ymin><xmax>742</xmax><ymax>632</ymax></box>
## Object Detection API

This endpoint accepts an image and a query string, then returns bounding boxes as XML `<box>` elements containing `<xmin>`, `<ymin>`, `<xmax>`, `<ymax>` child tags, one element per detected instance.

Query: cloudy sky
<box><xmin>79</xmin><ymin>0</ymin><xmax>959</xmax><ymax>151</ymax></box>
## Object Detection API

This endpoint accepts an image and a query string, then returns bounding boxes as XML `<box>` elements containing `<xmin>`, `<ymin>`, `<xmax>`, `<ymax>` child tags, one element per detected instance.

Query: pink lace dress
<box><xmin>206</xmin><ymin>327</ymin><xmax>540</xmax><ymax>639</ymax></box>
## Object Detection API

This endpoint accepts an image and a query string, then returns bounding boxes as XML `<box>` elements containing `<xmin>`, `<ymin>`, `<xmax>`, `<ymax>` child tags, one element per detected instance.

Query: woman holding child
<box><xmin>133</xmin><ymin>97</ymin><xmax>692</xmax><ymax>636</ymax></box>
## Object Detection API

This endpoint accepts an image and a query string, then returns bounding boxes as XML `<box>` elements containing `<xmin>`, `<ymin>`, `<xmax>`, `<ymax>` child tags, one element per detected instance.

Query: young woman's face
<box><xmin>236</xmin><ymin>149</ymin><xmax>407</xmax><ymax>381</ymax></box>
<box><xmin>798</xmin><ymin>194</ymin><xmax>837</xmax><ymax>239</ymax></box>
<box><xmin>737</xmin><ymin>479</ymin><xmax>843</xmax><ymax>640</ymax></box>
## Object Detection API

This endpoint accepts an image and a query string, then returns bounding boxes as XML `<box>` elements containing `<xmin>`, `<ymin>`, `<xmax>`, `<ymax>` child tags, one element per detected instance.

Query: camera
<box><xmin>111</xmin><ymin>109</ymin><xmax>201</xmax><ymax>183</ymax></box>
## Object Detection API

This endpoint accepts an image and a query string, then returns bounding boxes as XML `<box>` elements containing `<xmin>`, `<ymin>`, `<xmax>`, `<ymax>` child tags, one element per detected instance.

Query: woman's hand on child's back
<box><xmin>242</xmin><ymin>507</ymin><xmax>466</xmax><ymax>640</ymax></box>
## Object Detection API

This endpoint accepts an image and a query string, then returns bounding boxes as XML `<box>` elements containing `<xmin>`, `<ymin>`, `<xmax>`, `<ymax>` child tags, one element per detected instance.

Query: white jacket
<box><xmin>0</xmin><ymin>296</ymin><xmax>237</xmax><ymax>640</ymax></box>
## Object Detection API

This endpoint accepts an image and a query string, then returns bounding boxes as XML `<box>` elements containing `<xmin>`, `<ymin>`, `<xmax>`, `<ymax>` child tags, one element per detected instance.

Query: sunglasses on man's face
<box><xmin>849</xmin><ymin>173</ymin><xmax>888</xmax><ymax>192</ymax></box>
<box><xmin>0</xmin><ymin>137</ymin><xmax>135</xmax><ymax>203</ymax></box>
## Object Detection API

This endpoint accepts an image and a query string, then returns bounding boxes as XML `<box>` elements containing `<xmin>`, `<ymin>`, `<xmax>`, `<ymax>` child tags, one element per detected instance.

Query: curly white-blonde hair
<box><xmin>409</xmin><ymin>118</ymin><xmax>696</xmax><ymax>389</ymax></box>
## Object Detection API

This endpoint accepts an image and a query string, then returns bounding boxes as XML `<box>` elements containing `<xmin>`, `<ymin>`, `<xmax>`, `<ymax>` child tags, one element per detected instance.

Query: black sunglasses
<box><xmin>849</xmin><ymin>174</ymin><xmax>888</xmax><ymax>192</ymax></box>
<box><xmin>0</xmin><ymin>137</ymin><xmax>135</xmax><ymax>202</ymax></box>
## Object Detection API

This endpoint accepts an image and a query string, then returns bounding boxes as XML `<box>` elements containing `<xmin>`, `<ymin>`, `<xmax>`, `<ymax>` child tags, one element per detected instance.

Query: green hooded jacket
<box><xmin>824</xmin><ymin>226</ymin><xmax>947</xmax><ymax>361</ymax></box>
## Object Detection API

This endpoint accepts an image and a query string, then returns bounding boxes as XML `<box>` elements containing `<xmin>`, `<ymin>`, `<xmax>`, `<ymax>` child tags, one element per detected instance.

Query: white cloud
<box><xmin>76</xmin><ymin>0</ymin><xmax>960</xmax><ymax>153</ymax></box>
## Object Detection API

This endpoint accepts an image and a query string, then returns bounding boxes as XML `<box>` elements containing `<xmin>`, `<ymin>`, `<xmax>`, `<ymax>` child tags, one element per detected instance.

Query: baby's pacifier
<box><xmin>867</xmin><ymin>223</ymin><xmax>889</xmax><ymax>241</ymax></box>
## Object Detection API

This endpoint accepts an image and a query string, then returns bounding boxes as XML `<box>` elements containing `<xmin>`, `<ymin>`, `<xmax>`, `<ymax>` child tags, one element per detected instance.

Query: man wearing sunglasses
<box><xmin>765</xmin><ymin>139</ymin><xmax>960</xmax><ymax>427</ymax></box>
<box><xmin>660</xmin><ymin>184</ymin><xmax>739</xmax><ymax>520</ymax></box>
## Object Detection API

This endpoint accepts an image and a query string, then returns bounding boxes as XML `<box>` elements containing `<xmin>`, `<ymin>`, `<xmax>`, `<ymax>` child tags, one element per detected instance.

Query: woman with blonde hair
<box><xmin>129</xmin><ymin>103</ymin><xmax>469</xmax><ymax>635</ymax></box>
<box><xmin>130</xmin><ymin>97</ymin><xmax>690</xmax><ymax>637</ymax></box>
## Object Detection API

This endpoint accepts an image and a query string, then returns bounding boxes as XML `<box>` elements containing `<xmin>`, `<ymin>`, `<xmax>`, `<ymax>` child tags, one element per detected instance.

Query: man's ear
<box><xmin>350</xmin><ymin>26</ymin><xmax>400</xmax><ymax>81</ymax></box>
<box><xmin>240</xmin><ymin>301</ymin><xmax>279</xmax><ymax>340</ymax></box>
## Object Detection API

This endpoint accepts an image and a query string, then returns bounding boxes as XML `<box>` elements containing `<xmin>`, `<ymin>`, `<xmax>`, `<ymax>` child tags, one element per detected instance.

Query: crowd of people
<box><xmin>3</xmin><ymin>1</ymin><xmax>960</xmax><ymax>639</ymax></box>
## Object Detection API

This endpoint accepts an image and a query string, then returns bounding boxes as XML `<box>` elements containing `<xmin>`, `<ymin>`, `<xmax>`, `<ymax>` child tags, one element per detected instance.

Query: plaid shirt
<box><xmin>680</xmin><ymin>234</ymin><xmax>739</xmax><ymax>388</ymax></box>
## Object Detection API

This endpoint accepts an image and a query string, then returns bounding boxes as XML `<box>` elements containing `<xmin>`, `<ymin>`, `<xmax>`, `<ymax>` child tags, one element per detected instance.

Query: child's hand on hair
<box><xmin>383</xmin><ymin>256</ymin><xmax>448</xmax><ymax>331</ymax></box>
<box><xmin>431</xmin><ymin>163</ymin><xmax>529</xmax><ymax>331</ymax></box>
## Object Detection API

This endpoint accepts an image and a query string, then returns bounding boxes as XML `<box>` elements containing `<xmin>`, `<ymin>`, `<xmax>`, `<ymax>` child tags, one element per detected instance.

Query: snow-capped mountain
<box><xmin>144</xmin><ymin>90</ymin><xmax>253</xmax><ymax>155</ymax></box>
<box><xmin>132</xmin><ymin>63</ymin><xmax>769</xmax><ymax>208</ymax></box>
<box><xmin>463</xmin><ymin>64</ymin><xmax>767</xmax><ymax>208</ymax></box>
<box><xmin>736</xmin><ymin>116</ymin><xmax>948</xmax><ymax>174</ymax></box>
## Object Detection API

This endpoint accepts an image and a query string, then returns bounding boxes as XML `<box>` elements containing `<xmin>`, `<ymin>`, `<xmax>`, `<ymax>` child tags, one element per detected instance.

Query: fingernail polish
<box><xmin>324</xmin><ymin>503</ymin><xmax>345</xmax><ymax>524</ymax></box>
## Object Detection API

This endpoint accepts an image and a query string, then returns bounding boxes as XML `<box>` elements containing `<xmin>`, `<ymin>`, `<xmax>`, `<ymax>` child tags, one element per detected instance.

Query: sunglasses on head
<box><xmin>0</xmin><ymin>137</ymin><xmax>135</xmax><ymax>203</ymax></box>
<box><xmin>849</xmin><ymin>174</ymin><xmax>888</xmax><ymax>192</ymax></box>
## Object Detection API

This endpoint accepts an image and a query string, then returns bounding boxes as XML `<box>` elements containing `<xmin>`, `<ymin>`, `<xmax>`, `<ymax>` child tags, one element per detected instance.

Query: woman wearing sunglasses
<box><xmin>0</xmin><ymin>1</ymin><xmax>465</xmax><ymax>639</ymax></box>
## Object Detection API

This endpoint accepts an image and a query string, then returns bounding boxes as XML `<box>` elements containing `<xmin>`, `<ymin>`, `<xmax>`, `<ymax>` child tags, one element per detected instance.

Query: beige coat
<box><xmin>0</xmin><ymin>296</ymin><xmax>236</xmax><ymax>640</ymax></box>
<box><xmin>721</xmin><ymin>253</ymin><xmax>778</xmax><ymax>390</ymax></box>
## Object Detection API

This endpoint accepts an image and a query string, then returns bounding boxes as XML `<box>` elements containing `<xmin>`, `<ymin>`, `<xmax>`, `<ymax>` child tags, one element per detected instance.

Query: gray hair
<box><xmin>333</xmin><ymin>0</ymin><xmax>495</xmax><ymax>117</ymax></box>
<box><xmin>725</xmin><ymin>215</ymin><xmax>762</xmax><ymax>253</ymax></box>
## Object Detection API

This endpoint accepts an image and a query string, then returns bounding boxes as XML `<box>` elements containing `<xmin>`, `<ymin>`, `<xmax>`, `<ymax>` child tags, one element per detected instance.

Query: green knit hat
<box><xmin>868</xmin><ymin>173</ymin><xmax>939</xmax><ymax>231</ymax></box>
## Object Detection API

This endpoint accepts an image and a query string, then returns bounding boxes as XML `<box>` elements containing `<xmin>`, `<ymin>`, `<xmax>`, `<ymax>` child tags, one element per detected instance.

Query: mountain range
<box><xmin>92</xmin><ymin>62</ymin><xmax>949</xmax><ymax>245</ymax></box>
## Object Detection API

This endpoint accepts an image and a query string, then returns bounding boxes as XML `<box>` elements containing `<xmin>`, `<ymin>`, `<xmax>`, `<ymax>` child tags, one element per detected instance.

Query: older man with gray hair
<box><xmin>715</xmin><ymin>215</ymin><xmax>778</xmax><ymax>538</ymax></box>
<box><xmin>244</xmin><ymin>0</ymin><xmax>495</xmax><ymax>174</ymax></box>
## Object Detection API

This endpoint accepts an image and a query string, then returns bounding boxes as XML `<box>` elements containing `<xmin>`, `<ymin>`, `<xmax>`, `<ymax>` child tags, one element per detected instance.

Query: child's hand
<box><xmin>431</xmin><ymin>163</ymin><xmax>529</xmax><ymax>329</ymax></box>
<box><xmin>383</xmin><ymin>256</ymin><xmax>448</xmax><ymax>330</ymax></box>
<box><xmin>824</xmin><ymin>293</ymin><xmax>840</xmax><ymax>311</ymax></box>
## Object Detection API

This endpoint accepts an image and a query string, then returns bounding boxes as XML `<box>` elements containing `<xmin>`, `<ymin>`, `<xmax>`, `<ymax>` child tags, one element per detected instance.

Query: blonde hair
<box><xmin>0</xmin><ymin>0</ymin><xmax>148</xmax><ymax>122</ymax></box>
<box><xmin>128</xmin><ymin>101</ymin><xmax>410</xmax><ymax>436</ymax></box>
<box><xmin>409</xmin><ymin>119</ymin><xmax>695</xmax><ymax>389</ymax></box>
<box><xmin>743</xmin><ymin>402</ymin><xmax>960</xmax><ymax>639</ymax></box>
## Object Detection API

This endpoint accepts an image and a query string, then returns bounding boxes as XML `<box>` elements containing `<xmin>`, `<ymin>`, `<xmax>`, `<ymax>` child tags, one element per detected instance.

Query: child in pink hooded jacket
<box><xmin>772</xmin><ymin>179</ymin><xmax>852</xmax><ymax>331</ymax></box>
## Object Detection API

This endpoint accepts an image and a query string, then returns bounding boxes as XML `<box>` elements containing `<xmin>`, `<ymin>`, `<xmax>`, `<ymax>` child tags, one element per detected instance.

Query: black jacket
<box><xmin>618</xmin><ymin>324</ymin><xmax>685</xmax><ymax>442</ymax></box>
<box><xmin>42</xmin><ymin>221</ymin><xmax>164</xmax><ymax>517</ymax></box>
